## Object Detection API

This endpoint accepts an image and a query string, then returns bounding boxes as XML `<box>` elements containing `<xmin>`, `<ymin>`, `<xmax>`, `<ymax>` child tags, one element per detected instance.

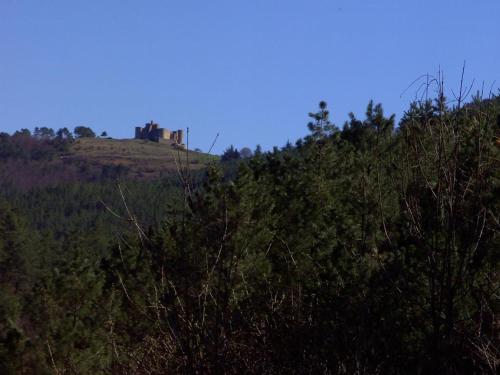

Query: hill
<box><xmin>69</xmin><ymin>138</ymin><xmax>216</xmax><ymax>178</ymax></box>
<box><xmin>0</xmin><ymin>97</ymin><xmax>498</xmax><ymax>374</ymax></box>
<box><xmin>0</xmin><ymin>136</ymin><xmax>217</xmax><ymax>190</ymax></box>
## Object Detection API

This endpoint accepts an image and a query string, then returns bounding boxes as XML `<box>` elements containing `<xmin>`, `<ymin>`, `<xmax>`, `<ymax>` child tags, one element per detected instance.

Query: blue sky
<box><xmin>1</xmin><ymin>0</ymin><xmax>499</xmax><ymax>153</ymax></box>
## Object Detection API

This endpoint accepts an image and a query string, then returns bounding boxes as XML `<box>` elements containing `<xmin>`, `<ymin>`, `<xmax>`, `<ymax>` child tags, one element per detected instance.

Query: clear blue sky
<box><xmin>1</xmin><ymin>0</ymin><xmax>499</xmax><ymax>153</ymax></box>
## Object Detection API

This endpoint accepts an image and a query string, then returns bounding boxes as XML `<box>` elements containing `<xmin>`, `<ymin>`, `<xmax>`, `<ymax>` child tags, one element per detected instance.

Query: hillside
<box><xmin>0</xmin><ymin>136</ymin><xmax>217</xmax><ymax>190</ymax></box>
<box><xmin>69</xmin><ymin>138</ymin><xmax>216</xmax><ymax>177</ymax></box>
<box><xmin>0</xmin><ymin>97</ymin><xmax>499</xmax><ymax>374</ymax></box>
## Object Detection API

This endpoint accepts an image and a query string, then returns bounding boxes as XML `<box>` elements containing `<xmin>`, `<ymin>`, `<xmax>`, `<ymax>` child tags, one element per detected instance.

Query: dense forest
<box><xmin>0</xmin><ymin>92</ymin><xmax>499</xmax><ymax>374</ymax></box>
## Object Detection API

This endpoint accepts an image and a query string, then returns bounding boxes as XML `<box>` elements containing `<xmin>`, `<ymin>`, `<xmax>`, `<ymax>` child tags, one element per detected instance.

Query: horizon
<box><xmin>1</xmin><ymin>0</ymin><xmax>499</xmax><ymax>153</ymax></box>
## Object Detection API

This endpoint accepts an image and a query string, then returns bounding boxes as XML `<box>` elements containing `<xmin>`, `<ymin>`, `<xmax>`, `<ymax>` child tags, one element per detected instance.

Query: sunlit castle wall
<box><xmin>158</xmin><ymin>128</ymin><xmax>171</xmax><ymax>139</ymax></box>
<box><xmin>172</xmin><ymin>130</ymin><xmax>184</xmax><ymax>144</ymax></box>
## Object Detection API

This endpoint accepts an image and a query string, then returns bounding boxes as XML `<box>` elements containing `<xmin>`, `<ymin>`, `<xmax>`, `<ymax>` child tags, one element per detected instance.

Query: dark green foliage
<box><xmin>34</xmin><ymin>127</ymin><xmax>55</xmax><ymax>139</ymax></box>
<box><xmin>221</xmin><ymin>145</ymin><xmax>241</xmax><ymax>161</ymax></box>
<box><xmin>56</xmin><ymin>127</ymin><xmax>74</xmax><ymax>142</ymax></box>
<box><xmin>0</xmin><ymin>129</ymin><xmax>73</xmax><ymax>162</ymax></box>
<box><xmin>0</xmin><ymin>199</ymin><xmax>49</xmax><ymax>374</ymax></box>
<box><xmin>104</xmin><ymin>97</ymin><xmax>497</xmax><ymax>374</ymax></box>
<box><xmin>74</xmin><ymin>126</ymin><xmax>96</xmax><ymax>138</ymax></box>
<box><xmin>14</xmin><ymin>128</ymin><xmax>31</xmax><ymax>137</ymax></box>
<box><xmin>240</xmin><ymin>146</ymin><xmax>253</xmax><ymax>158</ymax></box>
<box><xmin>0</xmin><ymin>96</ymin><xmax>498</xmax><ymax>374</ymax></box>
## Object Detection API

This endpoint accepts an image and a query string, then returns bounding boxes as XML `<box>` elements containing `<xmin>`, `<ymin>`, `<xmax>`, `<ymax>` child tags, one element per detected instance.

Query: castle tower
<box><xmin>176</xmin><ymin>129</ymin><xmax>184</xmax><ymax>144</ymax></box>
<box><xmin>135</xmin><ymin>127</ymin><xmax>142</xmax><ymax>139</ymax></box>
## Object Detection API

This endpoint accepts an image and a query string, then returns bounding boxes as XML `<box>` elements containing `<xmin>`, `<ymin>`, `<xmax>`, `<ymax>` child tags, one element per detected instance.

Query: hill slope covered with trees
<box><xmin>0</xmin><ymin>94</ymin><xmax>499</xmax><ymax>374</ymax></box>
<box><xmin>0</xmin><ymin>130</ymin><xmax>215</xmax><ymax>190</ymax></box>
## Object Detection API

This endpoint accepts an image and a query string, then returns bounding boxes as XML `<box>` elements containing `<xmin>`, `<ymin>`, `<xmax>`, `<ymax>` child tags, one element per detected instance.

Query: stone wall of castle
<box><xmin>135</xmin><ymin>121</ymin><xmax>184</xmax><ymax>145</ymax></box>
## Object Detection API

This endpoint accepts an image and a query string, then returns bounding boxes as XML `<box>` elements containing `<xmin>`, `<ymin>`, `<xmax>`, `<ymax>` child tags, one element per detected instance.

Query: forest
<box><xmin>0</xmin><ymin>92</ymin><xmax>499</xmax><ymax>374</ymax></box>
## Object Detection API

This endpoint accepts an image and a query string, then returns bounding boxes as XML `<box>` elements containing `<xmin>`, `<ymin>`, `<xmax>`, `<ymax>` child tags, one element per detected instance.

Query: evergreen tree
<box><xmin>74</xmin><ymin>126</ymin><xmax>96</xmax><ymax>138</ymax></box>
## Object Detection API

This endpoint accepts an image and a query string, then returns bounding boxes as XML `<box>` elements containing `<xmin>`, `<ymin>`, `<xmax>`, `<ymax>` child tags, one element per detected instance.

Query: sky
<box><xmin>1</xmin><ymin>0</ymin><xmax>499</xmax><ymax>153</ymax></box>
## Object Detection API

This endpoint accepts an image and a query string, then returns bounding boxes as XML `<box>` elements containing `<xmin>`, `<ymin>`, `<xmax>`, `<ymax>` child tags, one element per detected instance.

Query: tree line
<box><xmin>0</xmin><ymin>92</ymin><xmax>498</xmax><ymax>374</ymax></box>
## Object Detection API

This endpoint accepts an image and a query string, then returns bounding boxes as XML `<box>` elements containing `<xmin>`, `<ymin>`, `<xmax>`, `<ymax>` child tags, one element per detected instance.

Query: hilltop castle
<box><xmin>135</xmin><ymin>121</ymin><xmax>184</xmax><ymax>145</ymax></box>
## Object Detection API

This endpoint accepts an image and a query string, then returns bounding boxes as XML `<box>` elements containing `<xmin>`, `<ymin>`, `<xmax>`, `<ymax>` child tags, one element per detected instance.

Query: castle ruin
<box><xmin>135</xmin><ymin>121</ymin><xmax>184</xmax><ymax>146</ymax></box>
